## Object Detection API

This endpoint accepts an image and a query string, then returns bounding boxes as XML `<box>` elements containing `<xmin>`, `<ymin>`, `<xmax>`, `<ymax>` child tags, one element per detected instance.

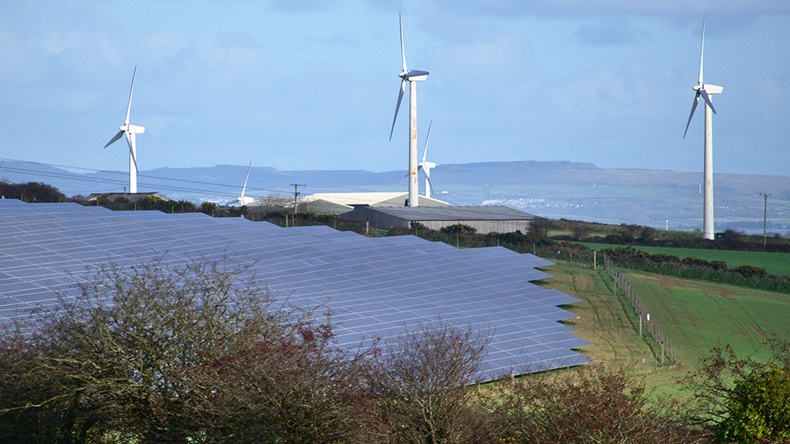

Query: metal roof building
<box><xmin>340</xmin><ymin>205</ymin><xmax>537</xmax><ymax>234</ymax></box>
<box><xmin>301</xmin><ymin>192</ymin><xmax>449</xmax><ymax>215</ymax></box>
<box><xmin>0</xmin><ymin>199</ymin><xmax>588</xmax><ymax>380</ymax></box>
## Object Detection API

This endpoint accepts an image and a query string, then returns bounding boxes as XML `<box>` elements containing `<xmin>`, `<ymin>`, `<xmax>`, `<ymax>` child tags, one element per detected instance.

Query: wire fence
<box><xmin>603</xmin><ymin>255</ymin><xmax>677</xmax><ymax>366</ymax></box>
<box><xmin>531</xmin><ymin>243</ymin><xmax>677</xmax><ymax>366</ymax></box>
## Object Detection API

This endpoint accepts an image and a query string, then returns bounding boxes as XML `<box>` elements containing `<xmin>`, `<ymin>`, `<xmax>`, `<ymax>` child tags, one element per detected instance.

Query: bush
<box><xmin>371</xmin><ymin>323</ymin><xmax>496</xmax><ymax>444</ymax></box>
<box><xmin>0</xmin><ymin>257</ymin><xmax>374</xmax><ymax>443</ymax></box>
<box><xmin>684</xmin><ymin>337</ymin><xmax>790</xmax><ymax>442</ymax></box>
<box><xmin>717</xmin><ymin>365</ymin><xmax>790</xmax><ymax>442</ymax></box>
<box><xmin>490</xmin><ymin>364</ymin><xmax>703</xmax><ymax>443</ymax></box>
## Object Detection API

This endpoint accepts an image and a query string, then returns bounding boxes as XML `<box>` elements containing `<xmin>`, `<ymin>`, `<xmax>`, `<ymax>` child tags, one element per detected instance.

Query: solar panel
<box><xmin>0</xmin><ymin>199</ymin><xmax>591</xmax><ymax>380</ymax></box>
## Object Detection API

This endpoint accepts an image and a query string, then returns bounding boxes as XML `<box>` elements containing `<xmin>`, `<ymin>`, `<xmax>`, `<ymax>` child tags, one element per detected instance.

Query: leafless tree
<box><xmin>0</xmin><ymin>256</ymin><xmax>375</xmax><ymax>443</ymax></box>
<box><xmin>370</xmin><ymin>322</ymin><xmax>496</xmax><ymax>444</ymax></box>
<box><xmin>489</xmin><ymin>364</ymin><xmax>706</xmax><ymax>444</ymax></box>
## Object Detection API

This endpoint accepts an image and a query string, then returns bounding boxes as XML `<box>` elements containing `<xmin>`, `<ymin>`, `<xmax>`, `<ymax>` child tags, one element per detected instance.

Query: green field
<box><xmin>538</xmin><ymin>263</ymin><xmax>790</xmax><ymax>394</ymax></box>
<box><xmin>624</xmin><ymin>271</ymin><xmax>790</xmax><ymax>364</ymax></box>
<box><xmin>581</xmin><ymin>242</ymin><xmax>790</xmax><ymax>276</ymax></box>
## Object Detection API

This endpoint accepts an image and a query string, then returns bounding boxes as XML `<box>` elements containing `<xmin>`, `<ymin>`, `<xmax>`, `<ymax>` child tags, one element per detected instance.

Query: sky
<box><xmin>1</xmin><ymin>0</ymin><xmax>789</xmax><ymax>178</ymax></box>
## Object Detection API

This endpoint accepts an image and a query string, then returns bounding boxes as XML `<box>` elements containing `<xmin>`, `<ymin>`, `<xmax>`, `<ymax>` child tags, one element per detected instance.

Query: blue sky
<box><xmin>1</xmin><ymin>0</ymin><xmax>788</xmax><ymax>176</ymax></box>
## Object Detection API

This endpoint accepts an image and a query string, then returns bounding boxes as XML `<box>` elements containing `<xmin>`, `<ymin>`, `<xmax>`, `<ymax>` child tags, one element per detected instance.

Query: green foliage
<box><xmin>684</xmin><ymin>337</ymin><xmax>790</xmax><ymax>442</ymax></box>
<box><xmin>733</xmin><ymin>264</ymin><xmax>768</xmax><ymax>279</ymax></box>
<box><xmin>717</xmin><ymin>366</ymin><xmax>790</xmax><ymax>442</ymax></box>
<box><xmin>601</xmin><ymin>246</ymin><xmax>790</xmax><ymax>293</ymax></box>
<box><xmin>440</xmin><ymin>223</ymin><xmax>477</xmax><ymax>235</ymax></box>
<box><xmin>200</xmin><ymin>201</ymin><xmax>217</xmax><ymax>216</ymax></box>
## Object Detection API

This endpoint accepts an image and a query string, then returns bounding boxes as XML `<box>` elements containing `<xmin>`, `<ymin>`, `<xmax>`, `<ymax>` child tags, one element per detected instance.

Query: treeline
<box><xmin>2</xmin><ymin>257</ymin><xmax>789</xmax><ymax>443</ymax></box>
<box><xmin>0</xmin><ymin>180</ymin><xmax>67</xmax><ymax>202</ymax></box>
<box><xmin>599</xmin><ymin>245</ymin><xmax>790</xmax><ymax>293</ymax></box>
<box><xmin>552</xmin><ymin>218</ymin><xmax>790</xmax><ymax>253</ymax></box>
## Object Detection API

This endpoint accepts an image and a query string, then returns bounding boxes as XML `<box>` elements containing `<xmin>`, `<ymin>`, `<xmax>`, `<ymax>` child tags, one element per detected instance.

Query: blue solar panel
<box><xmin>0</xmin><ymin>199</ymin><xmax>591</xmax><ymax>380</ymax></box>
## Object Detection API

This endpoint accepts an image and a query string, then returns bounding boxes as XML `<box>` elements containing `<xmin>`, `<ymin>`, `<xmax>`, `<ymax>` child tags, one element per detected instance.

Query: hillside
<box><xmin>2</xmin><ymin>159</ymin><xmax>789</xmax><ymax>234</ymax></box>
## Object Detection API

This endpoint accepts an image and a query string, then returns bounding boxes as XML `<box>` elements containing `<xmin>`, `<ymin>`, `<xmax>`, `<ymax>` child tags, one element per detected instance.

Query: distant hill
<box><xmin>2</xmin><ymin>159</ymin><xmax>788</xmax><ymax>234</ymax></box>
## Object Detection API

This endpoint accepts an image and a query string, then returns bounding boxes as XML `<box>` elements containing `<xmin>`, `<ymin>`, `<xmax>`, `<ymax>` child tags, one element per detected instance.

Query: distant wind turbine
<box><xmin>237</xmin><ymin>161</ymin><xmax>255</xmax><ymax>206</ymax></box>
<box><xmin>683</xmin><ymin>16</ymin><xmax>722</xmax><ymax>240</ymax></box>
<box><xmin>389</xmin><ymin>13</ymin><xmax>429</xmax><ymax>208</ymax></box>
<box><xmin>105</xmin><ymin>65</ymin><xmax>145</xmax><ymax>194</ymax></box>
<box><xmin>418</xmin><ymin>121</ymin><xmax>436</xmax><ymax>199</ymax></box>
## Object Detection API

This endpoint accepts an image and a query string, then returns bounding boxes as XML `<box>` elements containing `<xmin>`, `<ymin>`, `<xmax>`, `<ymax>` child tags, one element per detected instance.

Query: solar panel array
<box><xmin>0</xmin><ymin>199</ymin><xmax>590</xmax><ymax>380</ymax></box>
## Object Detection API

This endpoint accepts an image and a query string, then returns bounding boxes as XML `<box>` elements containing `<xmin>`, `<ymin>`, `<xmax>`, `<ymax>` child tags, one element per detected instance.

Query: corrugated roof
<box><xmin>303</xmin><ymin>192</ymin><xmax>448</xmax><ymax>207</ymax></box>
<box><xmin>362</xmin><ymin>205</ymin><xmax>537</xmax><ymax>221</ymax></box>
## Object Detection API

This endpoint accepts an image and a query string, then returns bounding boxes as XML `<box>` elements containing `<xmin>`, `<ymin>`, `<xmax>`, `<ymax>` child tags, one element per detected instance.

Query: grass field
<box><xmin>581</xmin><ymin>242</ymin><xmax>790</xmax><ymax>276</ymax></box>
<box><xmin>537</xmin><ymin>263</ymin><xmax>790</xmax><ymax>395</ymax></box>
<box><xmin>624</xmin><ymin>271</ymin><xmax>790</xmax><ymax>364</ymax></box>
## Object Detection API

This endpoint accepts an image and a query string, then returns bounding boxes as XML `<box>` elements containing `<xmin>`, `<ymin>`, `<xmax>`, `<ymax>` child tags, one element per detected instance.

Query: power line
<box><xmin>0</xmin><ymin>158</ymin><xmax>294</xmax><ymax>198</ymax></box>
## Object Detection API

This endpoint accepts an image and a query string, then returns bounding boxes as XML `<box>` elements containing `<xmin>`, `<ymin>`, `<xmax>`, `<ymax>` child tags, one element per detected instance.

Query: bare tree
<box><xmin>489</xmin><ymin>364</ymin><xmax>706</xmax><ymax>444</ymax></box>
<box><xmin>0</xmin><ymin>256</ymin><xmax>375</xmax><ymax>443</ymax></box>
<box><xmin>371</xmin><ymin>322</ymin><xmax>495</xmax><ymax>444</ymax></box>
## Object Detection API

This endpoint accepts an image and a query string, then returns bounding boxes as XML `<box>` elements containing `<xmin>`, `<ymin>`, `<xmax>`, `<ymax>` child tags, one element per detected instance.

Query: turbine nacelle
<box><xmin>121</xmin><ymin>124</ymin><xmax>146</xmax><ymax>134</ymax></box>
<box><xmin>693</xmin><ymin>84</ymin><xmax>723</xmax><ymax>95</ymax></box>
<box><xmin>400</xmin><ymin>69</ymin><xmax>429</xmax><ymax>82</ymax></box>
<box><xmin>236</xmin><ymin>196</ymin><xmax>254</xmax><ymax>206</ymax></box>
<box><xmin>419</xmin><ymin>161</ymin><xmax>436</xmax><ymax>170</ymax></box>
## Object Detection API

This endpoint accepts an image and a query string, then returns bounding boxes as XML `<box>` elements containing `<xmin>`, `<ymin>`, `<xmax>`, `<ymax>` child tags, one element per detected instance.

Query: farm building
<box><xmin>300</xmin><ymin>192</ymin><xmax>448</xmax><ymax>215</ymax></box>
<box><xmin>340</xmin><ymin>205</ymin><xmax>538</xmax><ymax>234</ymax></box>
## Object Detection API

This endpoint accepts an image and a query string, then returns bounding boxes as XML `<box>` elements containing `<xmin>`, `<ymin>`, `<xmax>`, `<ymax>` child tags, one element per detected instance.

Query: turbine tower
<box><xmin>105</xmin><ymin>65</ymin><xmax>145</xmax><ymax>194</ymax></box>
<box><xmin>683</xmin><ymin>16</ymin><xmax>722</xmax><ymax>241</ymax></box>
<box><xmin>418</xmin><ymin>121</ymin><xmax>436</xmax><ymax>198</ymax></box>
<box><xmin>389</xmin><ymin>13</ymin><xmax>428</xmax><ymax>207</ymax></box>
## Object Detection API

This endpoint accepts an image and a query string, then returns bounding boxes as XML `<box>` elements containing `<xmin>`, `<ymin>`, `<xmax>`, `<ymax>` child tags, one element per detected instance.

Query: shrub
<box><xmin>684</xmin><ymin>337</ymin><xmax>790</xmax><ymax>442</ymax></box>
<box><xmin>717</xmin><ymin>365</ymin><xmax>790</xmax><ymax>442</ymax></box>
<box><xmin>490</xmin><ymin>364</ymin><xmax>703</xmax><ymax>443</ymax></box>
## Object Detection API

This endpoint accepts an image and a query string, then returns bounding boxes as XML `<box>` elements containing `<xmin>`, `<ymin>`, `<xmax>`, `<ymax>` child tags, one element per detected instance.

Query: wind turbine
<box><xmin>105</xmin><ymin>65</ymin><xmax>145</xmax><ymax>194</ymax></box>
<box><xmin>237</xmin><ymin>161</ymin><xmax>255</xmax><ymax>206</ymax></box>
<box><xmin>389</xmin><ymin>13</ymin><xmax>428</xmax><ymax>208</ymax></box>
<box><xmin>418</xmin><ymin>121</ymin><xmax>436</xmax><ymax>198</ymax></box>
<box><xmin>683</xmin><ymin>16</ymin><xmax>722</xmax><ymax>241</ymax></box>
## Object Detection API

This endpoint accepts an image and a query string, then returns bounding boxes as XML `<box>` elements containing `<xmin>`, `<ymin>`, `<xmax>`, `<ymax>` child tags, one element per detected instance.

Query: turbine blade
<box><xmin>698</xmin><ymin>88</ymin><xmax>717</xmax><ymax>114</ymax></box>
<box><xmin>683</xmin><ymin>94</ymin><xmax>700</xmax><ymax>139</ymax></box>
<box><xmin>241</xmin><ymin>161</ymin><xmax>252</xmax><ymax>198</ymax></box>
<box><xmin>399</xmin><ymin>13</ymin><xmax>407</xmax><ymax>73</ymax></box>
<box><xmin>698</xmin><ymin>16</ymin><xmax>706</xmax><ymax>85</ymax></box>
<box><xmin>389</xmin><ymin>80</ymin><xmax>406</xmax><ymax>141</ymax></box>
<box><xmin>125</xmin><ymin>65</ymin><xmax>137</xmax><ymax>126</ymax></box>
<box><xmin>105</xmin><ymin>130</ymin><xmax>124</xmax><ymax>148</ymax></box>
<box><xmin>422</xmin><ymin>120</ymin><xmax>432</xmax><ymax>164</ymax></box>
<box><xmin>127</xmin><ymin>133</ymin><xmax>139</xmax><ymax>174</ymax></box>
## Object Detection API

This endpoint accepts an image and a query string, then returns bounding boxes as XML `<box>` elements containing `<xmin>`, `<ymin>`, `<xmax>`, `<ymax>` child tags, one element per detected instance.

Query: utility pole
<box><xmin>761</xmin><ymin>193</ymin><xmax>772</xmax><ymax>250</ymax></box>
<box><xmin>290</xmin><ymin>184</ymin><xmax>305</xmax><ymax>216</ymax></box>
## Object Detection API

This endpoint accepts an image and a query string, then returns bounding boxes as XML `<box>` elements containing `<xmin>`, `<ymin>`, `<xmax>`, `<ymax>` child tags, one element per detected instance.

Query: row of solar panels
<box><xmin>0</xmin><ymin>199</ymin><xmax>590</xmax><ymax>379</ymax></box>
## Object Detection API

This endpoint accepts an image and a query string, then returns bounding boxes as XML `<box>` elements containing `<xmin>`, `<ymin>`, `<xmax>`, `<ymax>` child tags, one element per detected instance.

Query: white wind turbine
<box><xmin>389</xmin><ymin>13</ymin><xmax>429</xmax><ymax>208</ymax></box>
<box><xmin>105</xmin><ymin>65</ymin><xmax>145</xmax><ymax>194</ymax></box>
<box><xmin>237</xmin><ymin>161</ymin><xmax>255</xmax><ymax>206</ymax></box>
<box><xmin>418</xmin><ymin>121</ymin><xmax>436</xmax><ymax>198</ymax></box>
<box><xmin>683</xmin><ymin>16</ymin><xmax>722</xmax><ymax>241</ymax></box>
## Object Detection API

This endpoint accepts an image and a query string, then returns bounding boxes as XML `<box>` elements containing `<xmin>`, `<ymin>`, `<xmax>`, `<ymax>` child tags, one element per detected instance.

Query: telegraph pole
<box><xmin>761</xmin><ymin>193</ymin><xmax>771</xmax><ymax>250</ymax></box>
<box><xmin>290</xmin><ymin>183</ymin><xmax>305</xmax><ymax>215</ymax></box>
